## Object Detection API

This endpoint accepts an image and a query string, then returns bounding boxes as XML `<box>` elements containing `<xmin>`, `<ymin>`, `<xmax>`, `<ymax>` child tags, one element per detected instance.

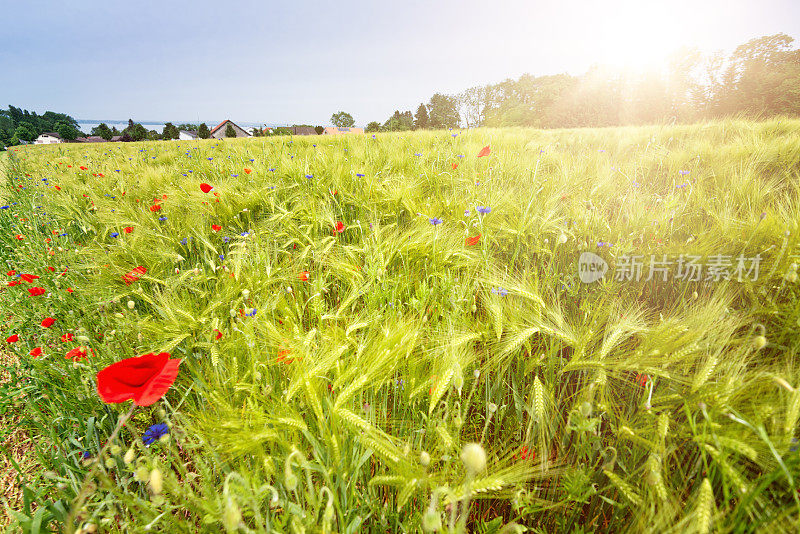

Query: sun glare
<box><xmin>596</xmin><ymin>0</ymin><xmax>686</xmax><ymax>70</ymax></box>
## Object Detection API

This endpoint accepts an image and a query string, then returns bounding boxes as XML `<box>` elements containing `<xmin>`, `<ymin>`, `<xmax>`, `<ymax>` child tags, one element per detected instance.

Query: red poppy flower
<box><xmin>244</xmin><ymin>168</ymin><xmax>252</xmax><ymax>174</ymax></box>
<box><xmin>298</xmin><ymin>271</ymin><xmax>310</xmax><ymax>281</ymax></box>
<box><xmin>452</xmin><ymin>163</ymin><xmax>458</xmax><ymax>170</ymax></box>
<box><xmin>96</xmin><ymin>352</ymin><xmax>182</xmax><ymax>406</ymax></box>
<box><xmin>29</xmin><ymin>347</ymin><xmax>42</xmax><ymax>358</ymax></box>
<box><xmin>41</xmin><ymin>317</ymin><xmax>56</xmax><ymax>328</ymax></box>
<box><xmin>214</xmin><ymin>329</ymin><xmax>223</xmax><ymax>340</ymax></box>
<box><xmin>15</xmin><ymin>234</ymin><xmax>24</xmax><ymax>241</ymax></box>
<box><xmin>277</xmin><ymin>349</ymin><xmax>299</xmax><ymax>363</ymax></box>
<box><xmin>20</xmin><ymin>273</ymin><xmax>40</xmax><ymax>283</ymax></box>
<box><xmin>47</xmin><ymin>266</ymin><xmax>55</xmax><ymax>272</ymax></box>
<box><xmin>61</xmin><ymin>333</ymin><xmax>74</xmax><ymax>342</ymax></box>
<box><xmin>150</xmin><ymin>204</ymin><xmax>161</xmax><ymax>212</ymax></box>
<box><xmin>54</xmin><ymin>185</ymin><xmax>61</xmax><ymax>191</ymax></box>
<box><xmin>200</xmin><ymin>183</ymin><xmax>213</xmax><ymax>193</ymax></box>
<box><xmin>122</xmin><ymin>266</ymin><xmax>147</xmax><ymax>286</ymax></box>
<box><xmin>124</xmin><ymin>227</ymin><xmax>133</xmax><ymax>233</ymax></box>
<box><xmin>65</xmin><ymin>346</ymin><xmax>89</xmax><ymax>361</ymax></box>
<box><xmin>7</xmin><ymin>281</ymin><xmax>20</xmax><ymax>287</ymax></box>
<box><xmin>636</xmin><ymin>373</ymin><xmax>649</xmax><ymax>387</ymax></box>
<box><xmin>211</xmin><ymin>224</ymin><xmax>222</xmax><ymax>232</ymax></box>
<box><xmin>6</xmin><ymin>271</ymin><xmax>16</xmax><ymax>276</ymax></box>
<box><xmin>477</xmin><ymin>145</ymin><xmax>491</xmax><ymax>158</ymax></box>
<box><xmin>6</xmin><ymin>334</ymin><xmax>19</xmax><ymax>343</ymax></box>
<box><xmin>28</xmin><ymin>287</ymin><xmax>46</xmax><ymax>297</ymax></box>
<box><xmin>465</xmin><ymin>234</ymin><xmax>481</xmax><ymax>246</ymax></box>
<box><xmin>334</xmin><ymin>221</ymin><xmax>345</xmax><ymax>234</ymax></box>
<box><xmin>79</xmin><ymin>166</ymin><xmax>88</xmax><ymax>170</ymax></box>
<box><xmin>66</xmin><ymin>287</ymin><xmax>74</xmax><ymax>293</ymax></box>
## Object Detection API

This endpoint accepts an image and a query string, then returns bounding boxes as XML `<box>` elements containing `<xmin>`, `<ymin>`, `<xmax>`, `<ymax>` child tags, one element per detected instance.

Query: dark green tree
<box><xmin>198</xmin><ymin>123</ymin><xmax>210</xmax><ymax>139</ymax></box>
<box><xmin>314</xmin><ymin>126</ymin><xmax>324</xmax><ymax>135</ymax></box>
<box><xmin>14</xmin><ymin>124</ymin><xmax>35</xmax><ymax>142</ymax></box>
<box><xmin>91</xmin><ymin>123</ymin><xmax>113</xmax><ymax>140</ymax></box>
<box><xmin>414</xmin><ymin>103</ymin><xmax>429</xmax><ymax>130</ymax></box>
<box><xmin>330</xmin><ymin>111</ymin><xmax>355</xmax><ymax>127</ymax></box>
<box><xmin>365</xmin><ymin>121</ymin><xmax>382</xmax><ymax>133</ymax></box>
<box><xmin>225</xmin><ymin>123</ymin><xmax>237</xmax><ymax>138</ymax></box>
<box><xmin>162</xmin><ymin>122</ymin><xmax>179</xmax><ymax>140</ymax></box>
<box><xmin>427</xmin><ymin>94</ymin><xmax>460</xmax><ymax>129</ymax></box>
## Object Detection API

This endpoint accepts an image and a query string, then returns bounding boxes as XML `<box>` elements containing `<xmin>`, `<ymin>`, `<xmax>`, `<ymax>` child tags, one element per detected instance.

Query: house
<box><xmin>209</xmin><ymin>120</ymin><xmax>251</xmax><ymax>139</ymax></box>
<box><xmin>34</xmin><ymin>132</ymin><xmax>63</xmax><ymax>144</ymax></box>
<box><xmin>110</xmin><ymin>135</ymin><xmax>123</xmax><ymax>142</ymax></box>
<box><xmin>323</xmin><ymin>126</ymin><xmax>364</xmax><ymax>135</ymax></box>
<box><xmin>179</xmin><ymin>130</ymin><xmax>198</xmax><ymax>141</ymax></box>
<box><xmin>291</xmin><ymin>126</ymin><xmax>318</xmax><ymax>135</ymax></box>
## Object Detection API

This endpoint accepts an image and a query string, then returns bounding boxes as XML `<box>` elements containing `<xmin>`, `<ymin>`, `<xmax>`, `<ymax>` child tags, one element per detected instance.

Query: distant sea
<box><xmin>76</xmin><ymin>120</ymin><xmax>282</xmax><ymax>134</ymax></box>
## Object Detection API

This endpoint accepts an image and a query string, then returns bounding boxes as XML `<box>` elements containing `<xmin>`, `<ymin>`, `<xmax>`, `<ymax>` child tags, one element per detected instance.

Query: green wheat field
<box><xmin>2</xmin><ymin>120</ymin><xmax>800</xmax><ymax>533</ymax></box>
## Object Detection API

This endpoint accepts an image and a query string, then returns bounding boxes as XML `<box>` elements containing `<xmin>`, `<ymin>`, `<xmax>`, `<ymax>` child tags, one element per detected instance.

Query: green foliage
<box><xmin>414</xmin><ymin>103</ymin><xmax>429</xmax><ymax>130</ymax></box>
<box><xmin>224</xmin><ymin>123</ymin><xmax>236</xmax><ymax>138</ymax></box>
<box><xmin>161</xmin><ymin>122</ymin><xmax>179</xmax><ymax>140</ymax></box>
<box><xmin>427</xmin><ymin>93</ymin><xmax>460</xmax><ymax>129</ymax></box>
<box><xmin>198</xmin><ymin>123</ymin><xmax>210</xmax><ymax>139</ymax></box>
<box><xmin>0</xmin><ymin>106</ymin><xmax>83</xmax><ymax>145</ymax></box>
<box><xmin>365</xmin><ymin>121</ymin><xmax>382</xmax><ymax>133</ymax></box>
<box><xmin>383</xmin><ymin>110</ymin><xmax>414</xmax><ymax>132</ymax></box>
<box><xmin>330</xmin><ymin>111</ymin><xmax>355</xmax><ymax>127</ymax></box>
<box><xmin>2</xmin><ymin>120</ymin><xmax>800</xmax><ymax>532</ymax></box>
<box><xmin>91</xmin><ymin>123</ymin><xmax>114</xmax><ymax>141</ymax></box>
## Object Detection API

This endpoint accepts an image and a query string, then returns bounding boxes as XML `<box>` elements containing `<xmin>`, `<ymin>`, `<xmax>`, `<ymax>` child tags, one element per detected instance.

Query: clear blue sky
<box><xmin>2</xmin><ymin>0</ymin><xmax>798</xmax><ymax>126</ymax></box>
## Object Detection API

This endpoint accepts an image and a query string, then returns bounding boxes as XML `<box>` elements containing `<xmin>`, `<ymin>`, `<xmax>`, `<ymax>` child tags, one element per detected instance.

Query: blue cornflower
<box><xmin>476</xmin><ymin>206</ymin><xmax>491</xmax><ymax>214</ymax></box>
<box><xmin>0</xmin><ymin>206</ymin><xmax>8</xmax><ymax>210</ymax></box>
<box><xmin>181</xmin><ymin>238</ymin><xmax>188</xmax><ymax>245</ymax></box>
<box><xmin>223</xmin><ymin>236</ymin><xmax>230</xmax><ymax>243</ymax></box>
<box><xmin>142</xmin><ymin>423</ymin><xmax>169</xmax><ymax>446</ymax></box>
<box><xmin>679</xmin><ymin>170</ymin><xmax>690</xmax><ymax>175</ymax></box>
<box><xmin>245</xmin><ymin>308</ymin><xmax>257</xmax><ymax>317</ymax></box>
<box><xmin>268</xmin><ymin>168</ymin><xmax>275</xmax><ymax>172</ymax></box>
<box><xmin>207</xmin><ymin>157</ymin><xmax>213</xmax><ymax>161</ymax></box>
<box><xmin>232</xmin><ymin>174</ymin><xmax>238</xmax><ymax>177</ymax></box>
<box><xmin>464</xmin><ymin>210</ymin><xmax>471</xmax><ymax>217</ymax></box>
<box><xmin>429</xmin><ymin>217</ymin><xmax>443</xmax><ymax>225</ymax></box>
<box><xmin>457</xmin><ymin>155</ymin><xmax>464</xmax><ymax>158</ymax></box>
<box><xmin>115</xmin><ymin>169</ymin><xmax>120</xmax><ymax>172</ymax></box>
<box><xmin>249</xmin><ymin>159</ymin><xmax>255</xmax><ymax>162</ymax></box>
<box><xmin>110</xmin><ymin>232</ymin><xmax>119</xmax><ymax>238</ymax></box>
<box><xmin>356</xmin><ymin>173</ymin><xmax>365</xmax><ymax>177</ymax></box>
<box><xmin>414</xmin><ymin>153</ymin><xmax>423</xmax><ymax>156</ymax></box>
<box><xmin>219</xmin><ymin>254</ymin><xmax>225</xmax><ymax>261</ymax></box>
<box><xmin>159</xmin><ymin>216</ymin><xmax>167</xmax><ymax>221</ymax></box>
<box><xmin>80</xmin><ymin>451</ymin><xmax>91</xmax><ymax>460</ymax></box>
<box><xmin>491</xmin><ymin>287</ymin><xmax>509</xmax><ymax>297</ymax></box>
<box><xmin>240</xmin><ymin>231</ymin><xmax>249</xmax><ymax>237</ymax></box>
<box><xmin>305</xmin><ymin>174</ymin><xmax>313</xmax><ymax>179</ymax></box>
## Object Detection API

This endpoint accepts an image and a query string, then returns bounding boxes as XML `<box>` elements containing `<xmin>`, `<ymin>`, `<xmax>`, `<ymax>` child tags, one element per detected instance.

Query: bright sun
<box><xmin>595</xmin><ymin>0</ymin><xmax>687</xmax><ymax>69</ymax></box>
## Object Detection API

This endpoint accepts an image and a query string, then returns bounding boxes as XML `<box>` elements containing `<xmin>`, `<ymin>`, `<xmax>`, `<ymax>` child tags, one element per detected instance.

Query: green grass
<box><xmin>1</xmin><ymin>120</ymin><xmax>799</xmax><ymax>533</ymax></box>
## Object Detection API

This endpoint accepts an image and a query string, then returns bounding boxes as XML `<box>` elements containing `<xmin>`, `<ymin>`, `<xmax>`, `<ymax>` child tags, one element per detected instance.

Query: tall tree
<box><xmin>330</xmin><ymin>111</ymin><xmax>355</xmax><ymax>127</ymax></box>
<box><xmin>427</xmin><ymin>93</ymin><xmax>460</xmax><ymax>129</ymax></box>
<box><xmin>198</xmin><ymin>123</ymin><xmax>210</xmax><ymax>139</ymax></box>
<box><xmin>413</xmin><ymin>103</ymin><xmax>429</xmax><ymax>130</ymax></box>
<box><xmin>225</xmin><ymin>123</ymin><xmax>237</xmax><ymax>138</ymax></box>
<box><xmin>162</xmin><ymin>122</ymin><xmax>179</xmax><ymax>140</ymax></box>
<box><xmin>92</xmin><ymin>123</ymin><xmax>113</xmax><ymax>140</ymax></box>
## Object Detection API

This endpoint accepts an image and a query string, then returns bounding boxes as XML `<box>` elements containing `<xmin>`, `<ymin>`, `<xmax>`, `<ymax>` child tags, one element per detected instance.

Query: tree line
<box><xmin>365</xmin><ymin>33</ymin><xmax>800</xmax><ymax>131</ymax></box>
<box><xmin>0</xmin><ymin>106</ymin><xmax>82</xmax><ymax>147</ymax></box>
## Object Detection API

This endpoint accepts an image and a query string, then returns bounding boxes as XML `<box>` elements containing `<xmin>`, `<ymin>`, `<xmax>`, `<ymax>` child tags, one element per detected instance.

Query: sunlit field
<box><xmin>2</xmin><ymin>121</ymin><xmax>800</xmax><ymax>533</ymax></box>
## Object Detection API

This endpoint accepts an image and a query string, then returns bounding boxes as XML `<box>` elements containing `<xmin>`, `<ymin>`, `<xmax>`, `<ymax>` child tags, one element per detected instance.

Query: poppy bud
<box><xmin>223</xmin><ymin>498</ymin><xmax>242</xmax><ymax>531</ymax></box>
<box><xmin>460</xmin><ymin>443</ymin><xmax>486</xmax><ymax>474</ymax></box>
<box><xmin>753</xmin><ymin>336</ymin><xmax>767</xmax><ymax>350</ymax></box>
<box><xmin>285</xmin><ymin>472</ymin><xmax>298</xmax><ymax>492</ymax></box>
<box><xmin>135</xmin><ymin>466</ymin><xmax>149</xmax><ymax>482</ymax></box>
<box><xmin>127</xmin><ymin>300</ymin><xmax>135</xmax><ymax>309</ymax></box>
<box><xmin>422</xmin><ymin>509</ymin><xmax>442</xmax><ymax>532</ymax></box>
<box><xmin>124</xmin><ymin>448</ymin><xmax>136</xmax><ymax>464</ymax></box>
<box><xmin>110</xmin><ymin>445</ymin><xmax>122</xmax><ymax>455</ymax></box>
<box><xmin>104</xmin><ymin>458</ymin><xmax>115</xmax><ymax>469</ymax></box>
<box><xmin>242</xmin><ymin>289</ymin><xmax>250</xmax><ymax>299</ymax></box>
<box><xmin>557</xmin><ymin>233</ymin><xmax>568</xmax><ymax>244</ymax></box>
<box><xmin>420</xmin><ymin>451</ymin><xmax>431</xmax><ymax>466</ymax></box>
<box><xmin>149</xmin><ymin>468</ymin><xmax>163</xmax><ymax>494</ymax></box>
